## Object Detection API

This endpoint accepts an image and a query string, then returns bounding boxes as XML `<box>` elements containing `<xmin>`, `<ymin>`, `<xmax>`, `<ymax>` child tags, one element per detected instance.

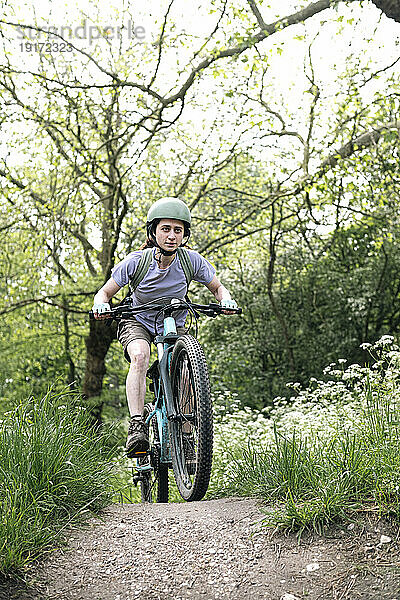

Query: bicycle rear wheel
<box><xmin>169</xmin><ymin>335</ymin><xmax>213</xmax><ymax>501</ymax></box>
<box><xmin>138</xmin><ymin>404</ymin><xmax>169</xmax><ymax>503</ymax></box>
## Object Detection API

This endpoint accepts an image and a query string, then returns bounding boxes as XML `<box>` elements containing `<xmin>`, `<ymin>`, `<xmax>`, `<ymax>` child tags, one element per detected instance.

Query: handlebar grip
<box><xmin>208</xmin><ymin>304</ymin><xmax>242</xmax><ymax>315</ymax></box>
<box><xmin>88</xmin><ymin>310</ymin><xmax>113</xmax><ymax>321</ymax></box>
<box><xmin>218</xmin><ymin>304</ymin><xmax>242</xmax><ymax>315</ymax></box>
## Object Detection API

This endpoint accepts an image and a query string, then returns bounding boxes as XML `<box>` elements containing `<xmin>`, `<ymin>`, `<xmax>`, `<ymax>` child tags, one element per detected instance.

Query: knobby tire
<box><xmin>169</xmin><ymin>335</ymin><xmax>213</xmax><ymax>501</ymax></box>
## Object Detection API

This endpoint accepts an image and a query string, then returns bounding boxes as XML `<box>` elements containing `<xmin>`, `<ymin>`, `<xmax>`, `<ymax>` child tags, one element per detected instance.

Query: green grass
<box><xmin>210</xmin><ymin>340</ymin><xmax>400</xmax><ymax>533</ymax></box>
<box><xmin>0</xmin><ymin>390</ymin><xmax>116</xmax><ymax>576</ymax></box>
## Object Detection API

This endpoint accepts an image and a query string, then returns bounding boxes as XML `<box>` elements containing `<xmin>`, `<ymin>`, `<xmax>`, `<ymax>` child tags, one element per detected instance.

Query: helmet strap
<box><xmin>158</xmin><ymin>247</ymin><xmax>177</xmax><ymax>257</ymax></box>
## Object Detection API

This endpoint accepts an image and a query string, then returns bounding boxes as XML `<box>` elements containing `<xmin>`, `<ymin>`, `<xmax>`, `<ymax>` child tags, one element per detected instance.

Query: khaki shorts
<box><xmin>117</xmin><ymin>318</ymin><xmax>187</xmax><ymax>362</ymax></box>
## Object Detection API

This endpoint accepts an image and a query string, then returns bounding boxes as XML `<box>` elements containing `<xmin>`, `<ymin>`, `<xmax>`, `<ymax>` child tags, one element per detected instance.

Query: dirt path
<box><xmin>2</xmin><ymin>498</ymin><xmax>400</xmax><ymax>600</ymax></box>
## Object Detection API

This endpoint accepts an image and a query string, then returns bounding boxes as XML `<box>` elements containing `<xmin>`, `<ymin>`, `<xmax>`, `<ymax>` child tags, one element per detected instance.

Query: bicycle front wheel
<box><xmin>169</xmin><ymin>335</ymin><xmax>213</xmax><ymax>501</ymax></box>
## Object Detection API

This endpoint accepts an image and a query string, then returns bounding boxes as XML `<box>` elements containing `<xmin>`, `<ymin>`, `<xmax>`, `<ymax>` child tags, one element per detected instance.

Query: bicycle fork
<box><xmin>133</xmin><ymin>316</ymin><xmax>179</xmax><ymax>490</ymax></box>
<box><xmin>156</xmin><ymin>316</ymin><xmax>179</xmax><ymax>423</ymax></box>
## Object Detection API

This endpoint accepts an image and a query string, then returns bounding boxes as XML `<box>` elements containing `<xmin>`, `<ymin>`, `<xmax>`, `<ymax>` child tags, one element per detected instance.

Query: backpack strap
<box><xmin>129</xmin><ymin>248</ymin><xmax>153</xmax><ymax>293</ymax></box>
<box><xmin>177</xmin><ymin>247</ymin><xmax>194</xmax><ymax>287</ymax></box>
<box><xmin>128</xmin><ymin>246</ymin><xmax>194</xmax><ymax>295</ymax></box>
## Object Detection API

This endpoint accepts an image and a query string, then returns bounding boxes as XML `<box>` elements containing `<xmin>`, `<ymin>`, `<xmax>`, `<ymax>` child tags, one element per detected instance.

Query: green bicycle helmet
<box><xmin>146</xmin><ymin>197</ymin><xmax>191</xmax><ymax>225</ymax></box>
<box><xmin>146</xmin><ymin>197</ymin><xmax>191</xmax><ymax>255</ymax></box>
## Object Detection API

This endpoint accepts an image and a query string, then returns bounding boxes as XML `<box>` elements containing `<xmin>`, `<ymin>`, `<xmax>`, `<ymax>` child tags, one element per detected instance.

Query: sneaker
<box><xmin>126</xmin><ymin>416</ymin><xmax>149</xmax><ymax>457</ymax></box>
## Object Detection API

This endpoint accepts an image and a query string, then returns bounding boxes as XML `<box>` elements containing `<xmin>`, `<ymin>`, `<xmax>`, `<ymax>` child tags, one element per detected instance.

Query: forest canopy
<box><xmin>0</xmin><ymin>0</ymin><xmax>399</xmax><ymax>417</ymax></box>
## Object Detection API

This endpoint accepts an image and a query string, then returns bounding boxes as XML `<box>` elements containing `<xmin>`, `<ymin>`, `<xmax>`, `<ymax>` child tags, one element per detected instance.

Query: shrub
<box><xmin>0</xmin><ymin>390</ymin><xmax>116</xmax><ymax>575</ymax></box>
<box><xmin>209</xmin><ymin>337</ymin><xmax>400</xmax><ymax>532</ymax></box>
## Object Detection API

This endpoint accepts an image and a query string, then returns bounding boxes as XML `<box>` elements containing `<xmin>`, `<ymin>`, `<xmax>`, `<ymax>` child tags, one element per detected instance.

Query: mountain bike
<box><xmin>91</xmin><ymin>297</ymin><xmax>241</xmax><ymax>502</ymax></box>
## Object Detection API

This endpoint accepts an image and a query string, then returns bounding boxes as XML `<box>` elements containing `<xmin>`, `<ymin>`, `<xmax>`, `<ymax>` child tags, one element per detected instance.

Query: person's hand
<box><xmin>92</xmin><ymin>302</ymin><xmax>111</xmax><ymax>320</ymax></box>
<box><xmin>220</xmin><ymin>298</ymin><xmax>238</xmax><ymax>313</ymax></box>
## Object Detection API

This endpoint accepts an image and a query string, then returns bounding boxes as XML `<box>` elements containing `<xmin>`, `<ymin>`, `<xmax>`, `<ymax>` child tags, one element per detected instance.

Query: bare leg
<box><xmin>126</xmin><ymin>339</ymin><xmax>151</xmax><ymax>416</ymax></box>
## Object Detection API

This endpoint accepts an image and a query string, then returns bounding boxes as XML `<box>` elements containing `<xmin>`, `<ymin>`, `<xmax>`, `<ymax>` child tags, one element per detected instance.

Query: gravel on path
<box><xmin>1</xmin><ymin>497</ymin><xmax>400</xmax><ymax>600</ymax></box>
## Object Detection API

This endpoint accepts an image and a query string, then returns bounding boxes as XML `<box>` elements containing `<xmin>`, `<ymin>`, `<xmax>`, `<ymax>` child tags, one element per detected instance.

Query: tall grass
<box><xmin>210</xmin><ymin>337</ymin><xmax>400</xmax><ymax>533</ymax></box>
<box><xmin>0</xmin><ymin>390</ymin><xmax>116</xmax><ymax>575</ymax></box>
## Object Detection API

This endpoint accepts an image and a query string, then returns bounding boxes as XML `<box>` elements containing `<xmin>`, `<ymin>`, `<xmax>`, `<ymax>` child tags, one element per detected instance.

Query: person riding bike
<box><xmin>92</xmin><ymin>197</ymin><xmax>238</xmax><ymax>457</ymax></box>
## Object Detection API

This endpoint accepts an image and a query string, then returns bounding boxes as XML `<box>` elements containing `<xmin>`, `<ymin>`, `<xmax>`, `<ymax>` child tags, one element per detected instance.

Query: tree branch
<box><xmin>316</xmin><ymin>120</ymin><xmax>400</xmax><ymax>173</ymax></box>
<box><xmin>198</xmin><ymin>119</ymin><xmax>400</xmax><ymax>253</ymax></box>
<box><xmin>0</xmin><ymin>291</ymin><xmax>96</xmax><ymax>316</ymax></box>
<box><xmin>162</xmin><ymin>0</ymin><xmax>337</xmax><ymax>106</ymax></box>
<box><xmin>247</xmin><ymin>0</ymin><xmax>267</xmax><ymax>29</ymax></box>
<box><xmin>148</xmin><ymin>0</ymin><xmax>175</xmax><ymax>88</ymax></box>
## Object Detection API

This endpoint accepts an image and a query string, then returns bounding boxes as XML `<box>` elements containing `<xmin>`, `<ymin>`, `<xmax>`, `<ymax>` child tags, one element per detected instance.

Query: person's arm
<box><xmin>92</xmin><ymin>277</ymin><xmax>121</xmax><ymax>319</ymax></box>
<box><xmin>206</xmin><ymin>276</ymin><xmax>237</xmax><ymax>310</ymax></box>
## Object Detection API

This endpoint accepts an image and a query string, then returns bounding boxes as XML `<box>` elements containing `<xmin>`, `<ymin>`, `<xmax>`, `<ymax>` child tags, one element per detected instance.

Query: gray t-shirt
<box><xmin>111</xmin><ymin>248</ymin><xmax>216</xmax><ymax>334</ymax></box>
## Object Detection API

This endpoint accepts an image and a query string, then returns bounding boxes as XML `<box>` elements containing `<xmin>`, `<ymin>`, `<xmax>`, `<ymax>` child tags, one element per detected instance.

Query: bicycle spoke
<box><xmin>169</xmin><ymin>335</ymin><xmax>213</xmax><ymax>501</ymax></box>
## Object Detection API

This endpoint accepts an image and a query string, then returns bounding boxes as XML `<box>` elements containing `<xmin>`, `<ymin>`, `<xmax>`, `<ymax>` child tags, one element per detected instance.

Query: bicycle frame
<box><xmin>89</xmin><ymin>297</ymin><xmax>241</xmax><ymax>499</ymax></box>
<box><xmin>136</xmin><ymin>313</ymin><xmax>179</xmax><ymax>471</ymax></box>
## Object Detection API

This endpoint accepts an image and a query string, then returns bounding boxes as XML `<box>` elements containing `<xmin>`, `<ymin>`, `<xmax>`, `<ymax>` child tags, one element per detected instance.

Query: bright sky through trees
<box><xmin>1</xmin><ymin>0</ymin><xmax>400</xmax><ymax>417</ymax></box>
<box><xmin>2</xmin><ymin>0</ymin><xmax>399</xmax><ymax>168</ymax></box>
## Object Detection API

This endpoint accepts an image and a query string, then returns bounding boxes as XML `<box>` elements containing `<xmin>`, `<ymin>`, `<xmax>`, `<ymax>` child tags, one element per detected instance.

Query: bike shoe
<box><xmin>126</xmin><ymin>416</ymin><xmax>149</xmax><ymax>457</ymax></box>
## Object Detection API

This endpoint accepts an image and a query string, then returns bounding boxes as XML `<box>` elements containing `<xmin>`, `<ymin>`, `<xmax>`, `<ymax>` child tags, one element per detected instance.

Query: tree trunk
<box><xmin>62</xmin><ymin>297</ymin><xmax>77</xmax><ymax>388</ymax></box>
<box><xmin>267</xmin><ymin>206</ymin><xmax>296</xmax><ymax>377</ymax></box>
<box><xmin>83</xmin><ymin>318</ymin><xmax>117</xmax><ymax>426</ymax></box>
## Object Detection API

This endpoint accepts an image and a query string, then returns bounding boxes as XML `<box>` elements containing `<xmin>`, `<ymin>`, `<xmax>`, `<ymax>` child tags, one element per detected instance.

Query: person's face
<box><xmin>155</xmin><ymin>219</ymin><xmax>184</xmax><ymax>252</ymax></box>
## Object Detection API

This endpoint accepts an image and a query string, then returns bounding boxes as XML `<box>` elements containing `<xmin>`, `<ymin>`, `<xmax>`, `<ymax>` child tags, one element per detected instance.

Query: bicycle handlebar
<box><xmin>89</xmin><ymin>297</ymin><xmax>242</xmax><ymax>321</ymax></box>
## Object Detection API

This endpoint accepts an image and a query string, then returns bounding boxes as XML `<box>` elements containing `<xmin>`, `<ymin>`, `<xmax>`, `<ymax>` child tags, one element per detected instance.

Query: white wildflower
<box><xmin>360</xmin><ymin>342</ymin><xmax>372</xmax><ymax>350</ymax></box>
